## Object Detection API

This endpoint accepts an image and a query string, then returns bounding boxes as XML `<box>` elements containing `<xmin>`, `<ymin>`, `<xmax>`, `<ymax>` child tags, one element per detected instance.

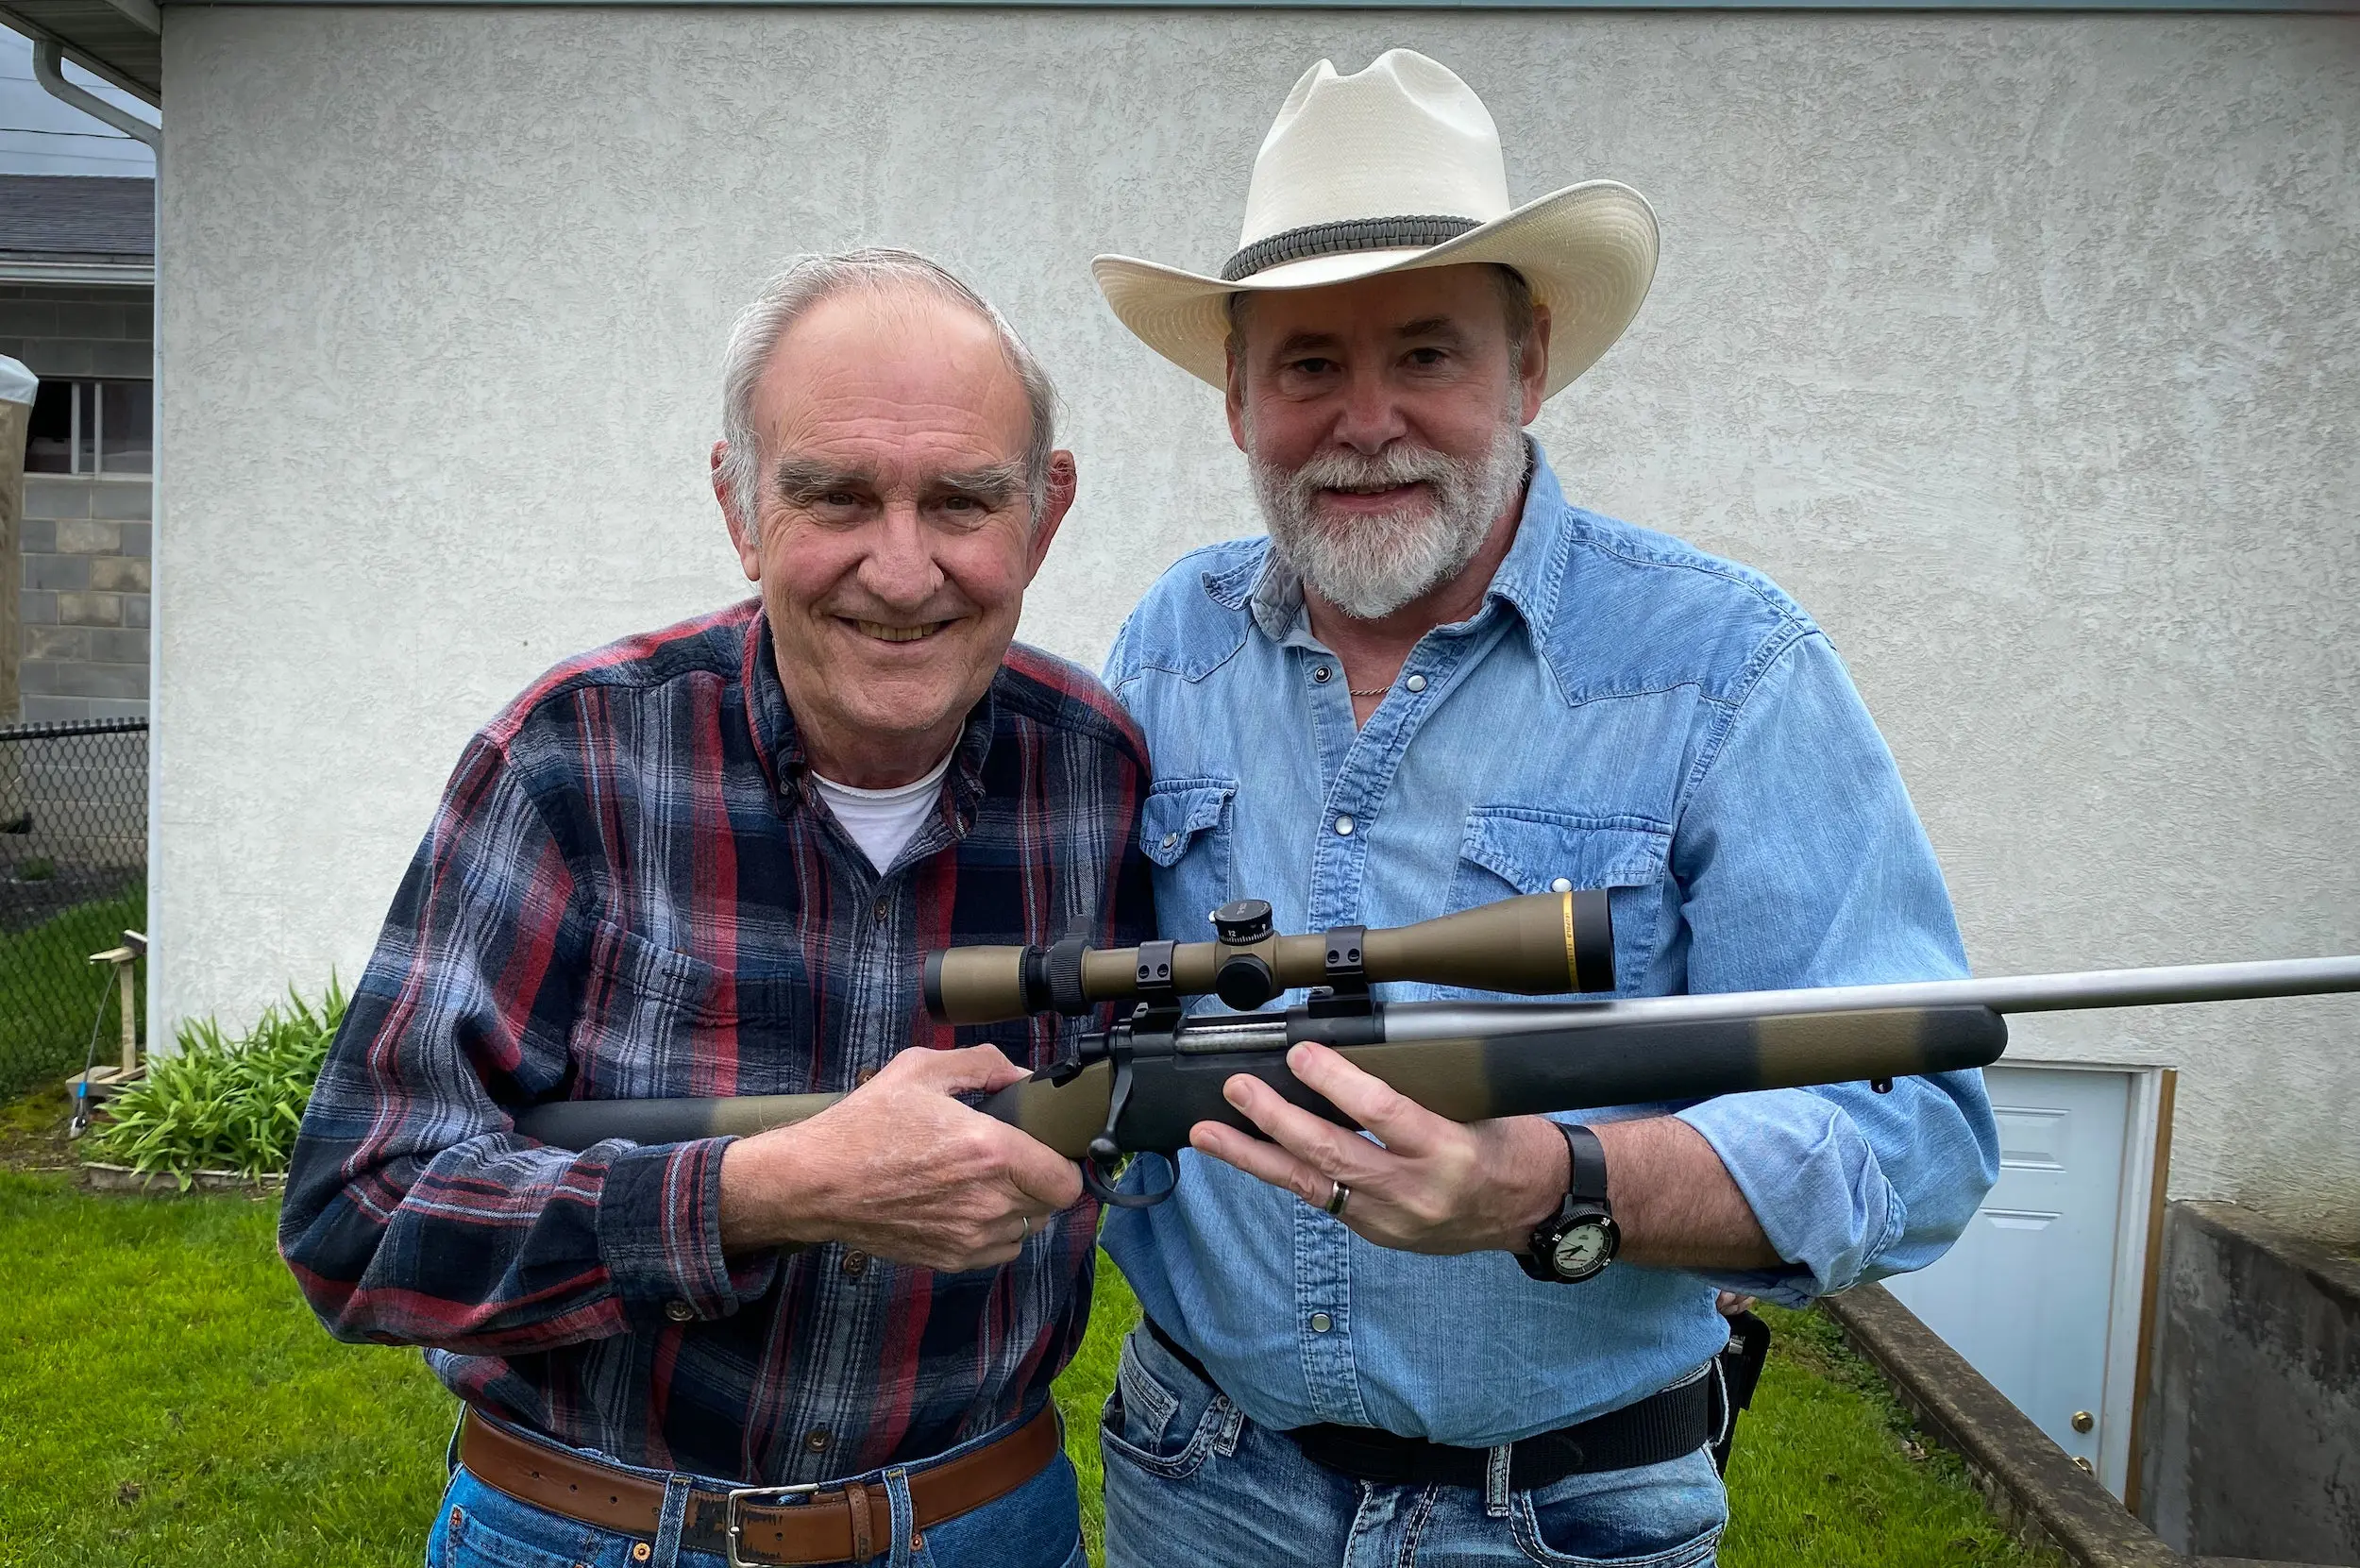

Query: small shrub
<box><xmin>14</xmin><ymin>856</ymin><xmax>55</xmax><ymax>882</ymax></box>
<box><xmin>86</xmin><ymin>978</ymin><xmax>346</xmax><ymax>1185</ymax></box>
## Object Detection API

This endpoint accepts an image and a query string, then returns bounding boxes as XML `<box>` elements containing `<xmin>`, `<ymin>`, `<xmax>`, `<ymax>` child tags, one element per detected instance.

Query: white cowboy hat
<box><xmin>1093</xmin><ymin>49</ymin><xmax>1659</xmax><ymax>400</ymax></box>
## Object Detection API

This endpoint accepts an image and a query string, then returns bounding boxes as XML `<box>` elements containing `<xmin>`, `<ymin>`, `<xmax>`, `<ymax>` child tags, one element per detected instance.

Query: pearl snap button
<box><xmin>1550</xmin><ymin>878</ymin><xmax>1575</xmax><ymax>893</ymax></box>
<box><xmin>1405</xmin><ymin>674</ymin><xmax>1427</xmax><ymax>693</ymax></box>
<box><xmin>1312</xmin><ymin>666</ymin><xmax>1333</xmax><ymax>683</ymax></box>
<box><xmin>1161</xmin><ymin>832</ymin><xmax>1179</xmax><ymax>851</ymax></box>
<box><xmin>1334</xmin><ymin>816</ymin><xmax>1355</xmax><ymax>836</ymax></box>
<box><xmin>664</xmin><ymin>1300</ymin><xmax>695</xmax><ymax>1323</ymax></box>
<box><xmin>1309</xmin><ymin>1312</ymin><xmax>1333</xmax><ymax>1333</ymax></box>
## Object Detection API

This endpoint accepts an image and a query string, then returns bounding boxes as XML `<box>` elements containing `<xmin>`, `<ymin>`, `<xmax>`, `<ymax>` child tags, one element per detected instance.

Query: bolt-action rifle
<box><xmin>512</xmin><ymin>891</ymin><xmax>2360</xmax><ymax>1206</ymax></box>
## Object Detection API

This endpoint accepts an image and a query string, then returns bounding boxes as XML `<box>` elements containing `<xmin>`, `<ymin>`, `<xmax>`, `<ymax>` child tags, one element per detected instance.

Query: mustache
<box><xmin>1276</xmin><ymin>446</ymin><xmax>1463</xmax><ymax>509</ymax></box>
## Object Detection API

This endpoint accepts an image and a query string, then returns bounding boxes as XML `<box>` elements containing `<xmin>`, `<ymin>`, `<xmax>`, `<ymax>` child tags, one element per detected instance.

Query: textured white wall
<box><xmin>157</xmin><ymin>9</ymin><xmax>2360</xmax><ymax>1235</ymax></box>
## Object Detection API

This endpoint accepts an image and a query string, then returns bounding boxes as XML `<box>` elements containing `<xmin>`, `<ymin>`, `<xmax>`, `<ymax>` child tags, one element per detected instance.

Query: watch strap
<box><xmin>1562</xmin><ymin>1122</ymin><xmax>1610</xmax><ymax>1206</ymax></box>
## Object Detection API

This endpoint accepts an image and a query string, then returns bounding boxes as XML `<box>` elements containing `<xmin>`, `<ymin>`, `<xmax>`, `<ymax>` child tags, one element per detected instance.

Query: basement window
<box><xmin>25</xmin><ymin>379</ymin><xmax>151</xmax><ymax>478</ymax></box>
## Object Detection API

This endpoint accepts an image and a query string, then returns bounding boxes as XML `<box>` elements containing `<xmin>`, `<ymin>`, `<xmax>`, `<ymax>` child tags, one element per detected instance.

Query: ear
<box><xmin>1023</xmin><ymin>450</ymin><xmax>1080</xmax><ymax>581</ymax></box>
<box><xmin>1224</xmin><ymin>339</ymin><xmax>1250</xmax><ymax>453</ymax></box>
<box><xmin>1518</xmin><ymin>305</ymin><xmax>1553</xmax><ymax>425</ymax></box>
<box><xmin>713</xmin><ymin>441</ymin><xmax>762</xmax><ymax>582</ymax></box>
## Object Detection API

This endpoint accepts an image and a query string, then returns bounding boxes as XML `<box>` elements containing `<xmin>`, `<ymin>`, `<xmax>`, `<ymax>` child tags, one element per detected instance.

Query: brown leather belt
<box><xmin>457</xmin><ymin>1404</ymin><xmax>1060</xmax><ymax>1565</ymax></box>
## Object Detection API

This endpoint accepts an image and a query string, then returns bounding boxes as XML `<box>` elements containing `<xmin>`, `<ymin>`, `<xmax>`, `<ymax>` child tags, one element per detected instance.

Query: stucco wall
<box><xmin>156</xmin><ymin>9</ymin><xmax>2360</xmax><ymax>1234</ymax></box>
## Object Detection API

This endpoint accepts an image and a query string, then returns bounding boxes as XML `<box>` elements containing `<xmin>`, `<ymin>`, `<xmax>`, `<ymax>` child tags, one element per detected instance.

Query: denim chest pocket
<box><xmin>1140</xmin><ymin>777</ymin><xmax>1237</xmax><ymax>941</ymax></box>
<box><xmin>1446</xmin><ymin>809</ymin><xmax>1672</xmax><ymax>996</ymax></box>
<box><xmin>563</xmin><ymin>920</ymin><xmax>817</xmax><ymax>1101</ymax></box>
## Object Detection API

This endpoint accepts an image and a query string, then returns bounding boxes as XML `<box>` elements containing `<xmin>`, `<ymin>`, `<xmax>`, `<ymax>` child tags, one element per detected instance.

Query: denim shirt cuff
<box><xmin>1675</xmin><ymin>1091</ymin><xmax>1902</xmax><ymax>1300</ymax></box>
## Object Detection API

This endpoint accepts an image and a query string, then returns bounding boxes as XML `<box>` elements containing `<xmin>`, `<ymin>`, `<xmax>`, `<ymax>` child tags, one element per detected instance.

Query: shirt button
<box><xmin>872</xmin><ymin>898</ymin><xmax>889</xmax><ymax>923</ymax></box>
<box><xmin>1309</xmin><ymin>1312</ymin><xmax>1333</xmax><ymax>1334</ymax></box>
<box><xmin>1550</xmin><ymin>878</ymin><xmax>1575</xmax><ymax>893</ymax></box>
<box><xmin>1161</xmin><ymin>832</ymin><xmax>1179</xmax><ymax>852</ymax></box>
<box><xmin>1312</xmin><ymin>665</ymin><xmax>1333</xmax><ymax>683</ymax></box>
<box><xmin>805</xmin><ymin>1429</ymin><xmax>832</xmax><ymax>1453</ymax></box>
<box><xmin>1405</xmin><ymin>674</ymin><xmax>1427</xmax><ymax>693</ymax></box>
<box><xmin>1334</xmin><ymin>815</ymin><xmax>1355</xmax><ymax>836</ymax></box>
<box><xmin>664</xmin><ymin>1300</ymin><xmax>695</xmax><ymax>1323</ymax></box>
<box><xmin>842</xmin><ymin>1250</ymin><xmax>868</xmax><ymax>1278</ymax></box>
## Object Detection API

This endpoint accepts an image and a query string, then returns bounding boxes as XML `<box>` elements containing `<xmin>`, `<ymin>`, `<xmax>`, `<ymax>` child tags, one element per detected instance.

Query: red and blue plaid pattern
<box><xmin>279</xmin><ymin>599</ymin><xmax>1154</xmax><ymax>1484</ymax></box>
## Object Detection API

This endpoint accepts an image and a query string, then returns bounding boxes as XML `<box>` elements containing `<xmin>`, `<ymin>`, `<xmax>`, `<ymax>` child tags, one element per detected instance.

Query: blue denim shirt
<box><xmin>1098</xmin><ymin>445</ymin><xmax>1998</xmax><ymax>1447</ymax></box>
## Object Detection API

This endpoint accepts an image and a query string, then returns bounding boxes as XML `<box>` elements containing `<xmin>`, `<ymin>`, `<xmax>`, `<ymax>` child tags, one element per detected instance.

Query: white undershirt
<box><xmin>809</xmin><ymin>749</ymin><xmax>957</xmax><ymax>874</ymax></box>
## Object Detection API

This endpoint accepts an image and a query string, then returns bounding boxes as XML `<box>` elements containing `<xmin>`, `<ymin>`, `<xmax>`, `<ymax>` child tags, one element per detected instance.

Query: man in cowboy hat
<box><xmin>1088</xmin><ymin>50</ymin><xmax>1998</xmax><ymax>1565</ymax></box>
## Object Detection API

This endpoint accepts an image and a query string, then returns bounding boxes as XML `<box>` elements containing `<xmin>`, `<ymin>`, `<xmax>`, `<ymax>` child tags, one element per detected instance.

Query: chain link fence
<box><xmin>1</xmin><ymin>718</ymin><xmax>147</xmax><ymax>1101</ymax></box>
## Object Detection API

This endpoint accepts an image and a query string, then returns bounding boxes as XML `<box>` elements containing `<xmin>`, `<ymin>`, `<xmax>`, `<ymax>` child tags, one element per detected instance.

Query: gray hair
<box><xmin>717</xmin><ymin>246</ymin><xmax>1059</xmax><ymax>539</ymax></box>
<box><xmin>1224</xmin><ymin>263</ymin><xmax>1538</xmax><ymax>373</ymax></box>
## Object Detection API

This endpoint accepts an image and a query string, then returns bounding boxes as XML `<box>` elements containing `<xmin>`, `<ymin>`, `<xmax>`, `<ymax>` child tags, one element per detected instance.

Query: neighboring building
<box><xmin>0</xmin><ymin>30</ymin><xmax>154</xmax><ymax>723</ymax></box>
<box><xmin>3</xmin><ymin>4</ymin><xmax>2354</xmax><ymax>1560</ymax></box>
<box><xmin>0</xmin><ymin>173</ymin><xmax>153</xmax><ymax>722</ymax></box>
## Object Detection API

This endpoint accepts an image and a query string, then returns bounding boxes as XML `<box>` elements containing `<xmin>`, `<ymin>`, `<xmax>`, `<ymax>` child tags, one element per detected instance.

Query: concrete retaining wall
<box><xmin>2140</xmin><ymin>1201</ymin><xmax>2360</xmax><ymax>1565</ymax></box>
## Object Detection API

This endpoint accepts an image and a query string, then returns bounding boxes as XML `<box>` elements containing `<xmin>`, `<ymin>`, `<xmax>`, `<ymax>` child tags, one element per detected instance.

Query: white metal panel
<box><xmin>1888</xmin><ymin>1064</ymin><xmax>2148</xmax><ymax>1493</ymax></box>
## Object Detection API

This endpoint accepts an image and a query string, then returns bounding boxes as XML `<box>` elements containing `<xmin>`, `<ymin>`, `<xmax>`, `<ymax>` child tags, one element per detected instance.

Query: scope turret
<box><xmin>921</xmin><ymin>889</ymin><xmax>1615</xmax><ymax>1025</ymax></box>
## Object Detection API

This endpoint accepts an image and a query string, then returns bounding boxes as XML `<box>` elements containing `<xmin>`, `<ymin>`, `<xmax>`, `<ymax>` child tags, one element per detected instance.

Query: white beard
<box><xmin>1250</xmin><ymin>417</ymin><xmax>1529</xmax><ymax>621</ymax></box>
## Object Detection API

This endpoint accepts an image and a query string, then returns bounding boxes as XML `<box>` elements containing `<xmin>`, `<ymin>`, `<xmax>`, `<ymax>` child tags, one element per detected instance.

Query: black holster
<box><xmin>1709</xmin><ymin>1310</ymin><xmax>1771</xmax><ymax>1476</ymax></box>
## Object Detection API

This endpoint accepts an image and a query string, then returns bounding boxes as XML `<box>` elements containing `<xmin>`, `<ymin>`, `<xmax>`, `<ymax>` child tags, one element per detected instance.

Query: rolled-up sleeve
<box><xmin>1666</xmin><ymin>630</ymin><xmax>1998</xmax><ymax>1305</ymax></box>
<box><xmin>278</xmin><ymin>732</ymin><xmax>777</xmax><ymax>1352</ymax></box>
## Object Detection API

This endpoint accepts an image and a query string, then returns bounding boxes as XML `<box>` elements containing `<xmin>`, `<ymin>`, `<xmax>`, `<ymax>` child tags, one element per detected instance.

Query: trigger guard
<box><xmin>1082</xmin><ymin>1154</ymin><xmax>1176</xmax><ymax>1208</ymax></box>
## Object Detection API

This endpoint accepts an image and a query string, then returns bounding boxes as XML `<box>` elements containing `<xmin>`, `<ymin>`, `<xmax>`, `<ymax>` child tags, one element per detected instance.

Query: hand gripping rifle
<box><xmin>511</xmin><ymin>891</ymin><xmax>2360</xmax><ymax>1207</ymax></box>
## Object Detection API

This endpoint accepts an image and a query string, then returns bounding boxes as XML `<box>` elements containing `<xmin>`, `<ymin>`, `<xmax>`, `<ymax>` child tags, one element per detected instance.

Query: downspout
<box><xmin>32</xmin><ymin>32</ymin><xmax>163</xmax><ymax>1052</ymax></box>
<box><xmin>30</xmin><ymin>41</ymin><xmax>160</xmax><ymax>148</ymax></box>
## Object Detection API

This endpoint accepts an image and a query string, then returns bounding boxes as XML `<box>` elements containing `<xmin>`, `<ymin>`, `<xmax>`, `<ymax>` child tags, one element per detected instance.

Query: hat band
<box><xmin>1221</xmin><ymin>214</ymin><xmax>1480</xmax><ymax>283</ymax></box>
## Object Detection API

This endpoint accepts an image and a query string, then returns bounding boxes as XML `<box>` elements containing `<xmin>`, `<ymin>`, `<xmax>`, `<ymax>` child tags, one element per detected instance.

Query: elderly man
<box><xmin>280</xmin><ymin>248</ymin><xmax>1150</xmax><ymax>1568</ymax></box>
<box><xmin>1087</xmin><ymin>51</ymin><xmax>1998</xmax><ymax>1566</ymax></box>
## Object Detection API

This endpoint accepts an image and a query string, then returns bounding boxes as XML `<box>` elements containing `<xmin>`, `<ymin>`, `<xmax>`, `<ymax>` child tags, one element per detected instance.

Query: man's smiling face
<box><xmin>1226</xmin><ymin>263</ymin><xmax>1546</xmax><ymax>621</ymax></box>
<box><xmin>719</xmin><ymin>284</ymin><xmax>1071</xmax><ymax>786</ymax></box>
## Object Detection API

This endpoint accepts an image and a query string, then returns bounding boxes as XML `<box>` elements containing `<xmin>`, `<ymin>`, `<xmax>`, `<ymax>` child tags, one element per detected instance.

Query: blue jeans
<box><xmin>427</xmin><ymin>1412</ymin><xmax>1087</xmax><ymax>1568</ymax></box>
<box><xmin>1100</xmin><ymin>1327</ymin><xmax>1727</xmax><ymax>1568</ymax></box>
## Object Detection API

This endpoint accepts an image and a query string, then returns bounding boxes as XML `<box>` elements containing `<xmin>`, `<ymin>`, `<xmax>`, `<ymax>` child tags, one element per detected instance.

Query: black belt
<box><xmin>1142</xmin><ymin>1317</ymin><xmax>1728</xmax><ymax>1492</ymax></box>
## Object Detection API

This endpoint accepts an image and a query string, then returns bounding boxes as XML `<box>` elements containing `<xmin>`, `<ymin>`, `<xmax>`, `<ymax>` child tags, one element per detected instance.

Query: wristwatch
<box><xmin>1518</xmin><ymin>1122</ymin><xmax>1620</xmax><ymax>1284</ymax></box>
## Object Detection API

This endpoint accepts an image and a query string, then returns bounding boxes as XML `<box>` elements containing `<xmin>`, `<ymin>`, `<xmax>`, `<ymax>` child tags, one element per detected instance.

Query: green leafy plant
<box><xmin>86</xmin><ymin>978</ymin><xmax>346</xmax><ymax>1186</ymax></box>
<box><xmin>13</xmin><ymin>856</ymin><xmax>55</xmax><ymax>882</ymax></box>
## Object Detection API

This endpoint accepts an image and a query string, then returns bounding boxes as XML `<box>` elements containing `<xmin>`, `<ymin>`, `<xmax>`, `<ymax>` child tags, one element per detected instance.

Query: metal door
<box><xmin>1885</xmin><ymin>1064</ymin><xmax>2152</xmax><ymax>1494</ymax></box>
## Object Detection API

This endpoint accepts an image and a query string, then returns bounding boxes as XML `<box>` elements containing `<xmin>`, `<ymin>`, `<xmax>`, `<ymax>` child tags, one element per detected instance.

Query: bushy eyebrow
<box><xmin>934</xmin><ymin>461</ymin><xmax>1026</xmax><ymax>504</ymax></box>
<box><xmin>769</xmin><ymin>456</ymin><xmax>1024</xmax><ymax>506</ymax></box>
<box><xmin>771</xmin><ymin>457</ymin><xmax>870</xmax><ymax>503</ymax></box>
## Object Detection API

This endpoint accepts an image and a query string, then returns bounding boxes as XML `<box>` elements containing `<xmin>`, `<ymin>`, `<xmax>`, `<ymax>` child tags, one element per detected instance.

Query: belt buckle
<box><xmin>723</xmin><ymin>1479</ymin><xmax>824</xmax><ymax>1568</ymax></box>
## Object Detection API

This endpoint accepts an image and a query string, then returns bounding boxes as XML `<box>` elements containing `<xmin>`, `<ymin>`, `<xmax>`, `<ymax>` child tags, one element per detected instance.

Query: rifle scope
<box><xmin>922</xmin><ymin>888</ymin><xmax>1614</xmax><ymax>1025</ymax></box>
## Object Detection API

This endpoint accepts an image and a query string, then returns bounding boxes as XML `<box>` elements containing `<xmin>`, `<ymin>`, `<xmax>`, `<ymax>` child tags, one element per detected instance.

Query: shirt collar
<box><xmin>1239</xmin><ymin>436</ymin><xmax>1571</xmax><ymax>644</ymax></box>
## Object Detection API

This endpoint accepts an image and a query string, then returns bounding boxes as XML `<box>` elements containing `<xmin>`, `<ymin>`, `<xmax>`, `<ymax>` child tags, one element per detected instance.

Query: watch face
<box><xmin>1550</xmin><ymin>1220</ymin><xmax>1614</xmax><ymax>1279</ymax></box>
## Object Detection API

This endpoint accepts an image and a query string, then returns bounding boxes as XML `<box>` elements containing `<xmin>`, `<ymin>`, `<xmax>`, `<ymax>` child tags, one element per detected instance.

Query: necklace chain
<box><xmin>1348</xmin><ymin>685</ymin><xmax>1391</xmax><ymax>698</ymax></box>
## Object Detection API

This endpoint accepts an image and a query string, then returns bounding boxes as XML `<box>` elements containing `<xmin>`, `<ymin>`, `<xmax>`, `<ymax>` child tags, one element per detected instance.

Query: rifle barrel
<box><xmin>1375</xmin><ymin>954</ymin><xmax>2360</xmax><ymax>1043</ymax></box>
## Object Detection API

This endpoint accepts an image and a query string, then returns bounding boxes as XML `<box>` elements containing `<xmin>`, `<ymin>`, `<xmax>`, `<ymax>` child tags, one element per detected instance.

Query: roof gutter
<box><xmin>31</xmin><ymin>39</ymin><xmax>160</xmax><ymax>148</ymax></box>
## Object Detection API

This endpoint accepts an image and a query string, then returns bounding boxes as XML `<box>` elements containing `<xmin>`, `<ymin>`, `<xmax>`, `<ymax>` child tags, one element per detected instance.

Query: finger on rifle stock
<box><xmin>999</xmin><ymin>1131</ymin><xmax>1085</xmax><ymax>1210</ymax></box>
<box><xmin>1223</xmin><ymin>1071</ymin><xmax>1379</xmax><ymax>1173</ymax></box>
<box><xmin>1285</xmin><ymin>1042</ymin><xmax>1438</xmax><ymax>1155</ymax></box>
<box><xmin>893</xmin><ymin>1042</ymin><xmax>1026</xmax><ymax>1094</ymax></box>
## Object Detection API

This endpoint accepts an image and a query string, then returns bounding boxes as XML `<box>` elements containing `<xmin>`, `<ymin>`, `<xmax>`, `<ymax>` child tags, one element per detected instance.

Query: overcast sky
<box><xmin>0</xmin><ymin>27</ymin><xmax>157</xmax><ymax>177</ymax></box>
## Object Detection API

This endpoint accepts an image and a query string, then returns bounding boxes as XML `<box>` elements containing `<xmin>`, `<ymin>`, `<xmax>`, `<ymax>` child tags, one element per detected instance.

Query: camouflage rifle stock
<box><xmin>509</xmin><ymin>891</ymin><xmax>2360</xmax><ymax>1206</ymax></box>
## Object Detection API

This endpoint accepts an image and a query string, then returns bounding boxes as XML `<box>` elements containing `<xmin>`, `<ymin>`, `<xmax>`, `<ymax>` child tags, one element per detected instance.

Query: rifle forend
<box><xmin>922</xmin><ymin>888</ymin><xmax>1615</xmax><ymax>1024</ymax></box>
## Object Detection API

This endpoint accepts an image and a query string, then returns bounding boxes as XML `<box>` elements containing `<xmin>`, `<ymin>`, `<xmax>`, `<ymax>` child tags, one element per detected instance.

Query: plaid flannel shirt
<box><xmin>279</xmin><ymin>599</ymin><xmax>1154</xmax><ymax>1484</ymax></box>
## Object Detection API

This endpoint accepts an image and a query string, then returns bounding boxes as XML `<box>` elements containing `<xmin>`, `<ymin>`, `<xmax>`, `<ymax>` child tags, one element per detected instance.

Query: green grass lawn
<box><xmin>0</xmin><ymin>1170</ymin><xmax>2050</xmax><ymax>1566</ymax></box>
<box><xmin>0</xmin><ymin>889</ymin><xmax>146</xmax><ymax>1101</ymax></box>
